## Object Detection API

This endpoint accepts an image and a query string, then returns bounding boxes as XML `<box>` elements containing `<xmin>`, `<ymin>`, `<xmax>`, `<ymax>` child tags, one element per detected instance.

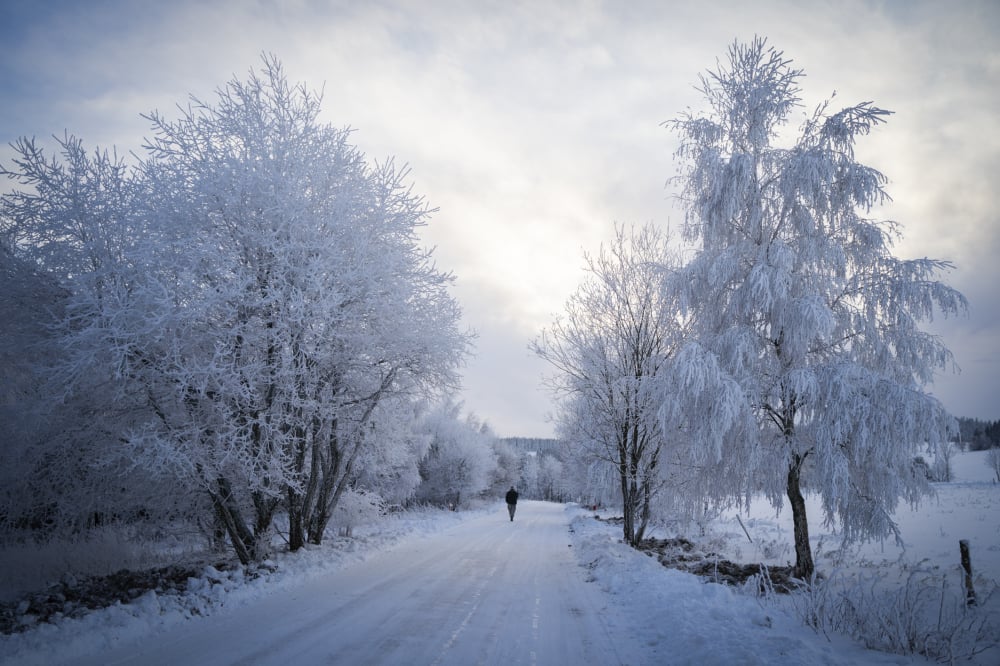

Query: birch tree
<box><xmin>535</xmin><ymin>223</ymin><xmax>685</xmax><ymax>545</ymax></box>
<box><xmin>667</xmin><ymin>39</ymin><xmax>967</xmax><ymax>579</ymax></box>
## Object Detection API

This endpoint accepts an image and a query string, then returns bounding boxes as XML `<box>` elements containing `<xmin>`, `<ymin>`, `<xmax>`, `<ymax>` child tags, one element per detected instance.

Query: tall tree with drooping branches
<box><xmin>666</xmin><ymin>38</ymin><xmax>967</xmax><ymax>579</ymax></box>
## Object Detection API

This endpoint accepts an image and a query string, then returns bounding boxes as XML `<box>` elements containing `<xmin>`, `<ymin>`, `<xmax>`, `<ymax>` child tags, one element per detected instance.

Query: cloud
<box><xmin>2</xmin><ymin>0</ymin><xmax>998</xmax><ymax>433</ymax></box>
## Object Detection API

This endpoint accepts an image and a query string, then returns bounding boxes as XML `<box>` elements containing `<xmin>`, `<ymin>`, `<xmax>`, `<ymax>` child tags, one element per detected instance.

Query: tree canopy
<box><xmin>1</xmin><ymin>56</ymin><xmax>471</xmax><ymax>562</ymax></box>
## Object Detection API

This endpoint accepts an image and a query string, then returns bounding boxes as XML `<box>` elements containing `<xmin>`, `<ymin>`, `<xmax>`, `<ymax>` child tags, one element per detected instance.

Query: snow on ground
<box><xmin>642</xmin><ymin>449</ymin><xmax>1000</xmax><ymax>664</ymax></box>
<box><xmin>0</xmin><ymin>506</ymin><xmax>496</xmax><ymax>666</ymax></box>
<box><xmin>703</xmin><ymin>450</ymin><xmax>999</xmax><ymax>587</ymax></box>
<box><xmin>4</xmin><ymin>502</ymin><xmax>640</xmax><ymax>665</ymax></box>
<box><xmin>0</xmin><ymin>451</ymin><xmax>996</xmax><ymax>665</ymax></box>
<box><xmin>560</xmin><ymin>450</ymin><xmax>997</xmax><ymax>665</ymax></box>
<box><xmin>569</xmin><ymin>507</ymin><xmax>924</xmax><ymax>665</ymax></box>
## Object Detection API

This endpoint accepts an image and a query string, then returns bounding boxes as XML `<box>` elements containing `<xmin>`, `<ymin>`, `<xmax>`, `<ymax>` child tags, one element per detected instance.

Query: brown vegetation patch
<box><xmin>636</xmin><ymin>537</ymin><xmax>800</xmax><ymax>593</ymax></box>
<box><xmin>593</xmin><ymin>514</ymin><xmax>624</xmax><ymax>525</ymax></box>
<box><xmin>0</xmin><ymin>559</ymin><xmax>242</xmax><ymax>635</ymax></box>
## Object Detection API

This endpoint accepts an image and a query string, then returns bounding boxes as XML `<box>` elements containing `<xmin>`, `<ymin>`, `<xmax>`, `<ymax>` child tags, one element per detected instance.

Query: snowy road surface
<box><xmin>75</xmin><ymin>501</ymin><xmax>640</xmax><ymax>665</ymax></box>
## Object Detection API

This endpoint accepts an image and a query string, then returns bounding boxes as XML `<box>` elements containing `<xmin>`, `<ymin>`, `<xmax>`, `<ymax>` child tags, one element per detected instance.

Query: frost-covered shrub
<box><xmin>790</xmin><ymin>567</ymin><xmax>997</xmax><ymax>662</ymax></box>
<box><xmin>330</xmin><ymin>490</ymin><xmax>386</xmax><ymax>538</ymax></box>
<box><xmin>912</xmin><ymin>457</ymin><xmax>932</xmax><ymax>481</ymax></box>
<box><xmin>987</xmin><ymin>448</ymin><xmax>1000</xmax><ymax>483</ymax></box>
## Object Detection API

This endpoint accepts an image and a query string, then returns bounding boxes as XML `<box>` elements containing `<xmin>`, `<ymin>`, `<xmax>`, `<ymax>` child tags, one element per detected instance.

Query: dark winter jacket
<box><xmin>505</xmin><ymin>488</ymin><xmax>518</xmax><ymax>505</ymax></box>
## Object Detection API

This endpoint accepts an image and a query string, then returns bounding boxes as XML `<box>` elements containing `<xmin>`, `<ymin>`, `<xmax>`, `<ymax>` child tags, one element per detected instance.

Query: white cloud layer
<box><xmin>2</xmin><ymin>0</ymin><xmax>998</xmax><ymax>435</ymax></box>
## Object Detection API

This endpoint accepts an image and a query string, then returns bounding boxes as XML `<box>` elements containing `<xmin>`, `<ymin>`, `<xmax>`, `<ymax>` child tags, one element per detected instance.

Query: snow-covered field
<box><xmin>1</xmin><ymin>451</ymin><xmax>996</xmax><ymax>665</ymax></box>
<box><xmin>580</xmin><ymin>449</ymin><xmax>999</xmax><ymax>664</ymax></box>
<box><xmin>706</xmin><ymin>450</ymin><xmax>999</xmax><ymax>586</ymax></box>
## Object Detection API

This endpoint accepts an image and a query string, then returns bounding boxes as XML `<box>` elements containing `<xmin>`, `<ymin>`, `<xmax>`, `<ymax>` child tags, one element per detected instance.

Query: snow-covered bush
<box><xmin>790</xmin><ymin>568</ymin><xmax>997</xmax><ymax>662</ymax></box>
<box><xmin>330</xmin><ymin>489</ymin><xmax>386</xmax><ymax>538</ymax></box>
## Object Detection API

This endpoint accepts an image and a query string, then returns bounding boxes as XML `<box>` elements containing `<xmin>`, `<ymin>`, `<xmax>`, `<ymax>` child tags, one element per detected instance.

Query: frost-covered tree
<box><xmin>135</xmin><ymin>57</ymin><xmax>467</xmax><ymax>557</ymax></box>
<box><xmin>535</xmin><ymin>223</ymin><xmax>685</xmax><ymax>545</ymax></box>
<box><xmin>667</xmin><ymin>39</ymin><xmax>966</xmax><ymax>578</ymax></box>
<box><xmin>537</xmin><ymin>455</ymin><xmax>566</xmax><ymax>502</ymax></box>
<box><xmin>0</xmin><ymin>135</ymin><xmax>142</xmax><ymax>474</ymax></box>
<box><xmin>414</xmin><ymin>402</ymin><xmax>498</xmax><ymax>507</ymax></box>
<box><xmin>519</xmin><ymin>453</ymin><xmax>540</xmax><ymax>499</ymax></box>
<box><xmin>2</xmin><ymin>56</ymin><xmax>469</xmax><ymax>563</ymax></box>
<box><xmin>0</xmin><ymin>242</ymin><xmax>68</xmax><ymax>532</ymax></box>
<box><xmin>348</xmin><ymin>398</ymin><xmax>432</xmax><ymax>507</ymax></box>
<box><xmin>487</xmin><ymin>438</ymin><xmax>522</xmax><ymax>496</ymax></box>
<box><xmin>987</xmin><ymin>448</ymin><xmax>1000</xmax><ymax>484</ymax></box>
<box><xmin>1</xmin><ymin>147</ymin><xmax>192</xmax><ymax>538</ymax></box>
<box><xmin>560</xmin><ymin>453</ymin><xmax>618</xmax><ymax>509</ymax></box>
<box><xmin>0</xmin><ymin>134</ymin><xmax>138</xmax><ymax>283</ymax></box>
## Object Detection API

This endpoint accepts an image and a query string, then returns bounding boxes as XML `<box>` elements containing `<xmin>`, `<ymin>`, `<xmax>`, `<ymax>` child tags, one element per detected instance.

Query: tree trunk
<box><xmin>252</xmin><ymin>491</ymin><xmax>277</xmax><ymax>557</ymax></box>
<box><xmin>307</xmin><ymin>436</ymin><xmax>340</xmax><ymax>545</ymax></box>
<box><xmin>636</xmin><ymin>476</ymin><xmax>651</xmax><ymax>543</ymax></box>
<box><xmin>619</xmin><ymin>457</ymin><xmax>636</xmax><ymax>545</ymax></box>
<box><xmin>287</xmin><ymin>488</ymin><xmax>306</xmax><ymax>552</ymax></box>
<box><xmin>210</xmin><ymin>476</ymin><xmax>257</xmax><ymax>565</ymax></box>
<box><xmin>636</xmin><ymin>441</ymin><xmax>659</xmax><ymax>544</ymax></box>
<box><xmin>786</xmin><ymin>457</ymin><xmax>814</xmax><ymax>580</ymax></box>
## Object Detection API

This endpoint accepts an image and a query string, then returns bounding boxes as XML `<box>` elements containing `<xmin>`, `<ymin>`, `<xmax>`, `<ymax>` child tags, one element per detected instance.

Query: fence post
<box><xmin>959</xmin><ymin>539</ymin><xmax>976</xmax><ymax>607</ymax></box>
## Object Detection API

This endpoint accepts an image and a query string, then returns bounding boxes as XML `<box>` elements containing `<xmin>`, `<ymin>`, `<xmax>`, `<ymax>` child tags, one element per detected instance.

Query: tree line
<box><xmin>954</xmin><ymin>417</ymin><xmax>1000</xmax><ymax>451</ymax></box>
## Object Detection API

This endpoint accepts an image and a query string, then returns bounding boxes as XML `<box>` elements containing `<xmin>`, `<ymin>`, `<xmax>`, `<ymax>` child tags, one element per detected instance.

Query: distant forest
<box><xmin>503</xmin><ymin>428</ymin><xmax>1000</xmax><ymax>454</ymax></box>
<box><xmin>955</xmin><ymin>417</ymin><xmax>1000</xmax><ymax>450</ymax></box>
<box><xmin>501</xmin><ymin>437</ymin><xmax>564</xmax><ymax>459</ymax></box>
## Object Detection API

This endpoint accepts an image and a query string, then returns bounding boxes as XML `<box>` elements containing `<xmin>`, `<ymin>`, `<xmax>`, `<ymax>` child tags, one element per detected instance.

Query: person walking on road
<box><xmin>505</xmin><ymin>486</ymin><xmax>519</xmax><ymax>521</ymax></box>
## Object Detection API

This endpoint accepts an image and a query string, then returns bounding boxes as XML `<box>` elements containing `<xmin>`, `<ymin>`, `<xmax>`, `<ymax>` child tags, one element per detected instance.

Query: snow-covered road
<box><xmin>76</xmin><ymin>501</ymin><xmax>640</xmax><ymax>665</ymax></box>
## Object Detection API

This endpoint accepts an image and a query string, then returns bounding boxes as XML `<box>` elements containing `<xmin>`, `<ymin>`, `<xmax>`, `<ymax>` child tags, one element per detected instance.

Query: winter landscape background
<box><xmin>1</xmin><ymin>1</ymin><xmax>998</xmax><ymax>664</ymax></box>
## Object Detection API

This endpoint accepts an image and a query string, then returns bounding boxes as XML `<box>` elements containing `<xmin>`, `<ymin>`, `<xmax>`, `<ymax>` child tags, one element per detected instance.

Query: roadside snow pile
<box><xmin>0</xmin><ymin>505</ymin><xmax>492</xmax><ymax>666</ymax></box>
<box><xmin>0</xmin><ymin>564</ymin><xmax>254</xmax><ymax>666</ymax></box>
<box><xmin>0</xmin><ymin>562</ymin><xmax>241</xmax><ymax>634</ymax></box>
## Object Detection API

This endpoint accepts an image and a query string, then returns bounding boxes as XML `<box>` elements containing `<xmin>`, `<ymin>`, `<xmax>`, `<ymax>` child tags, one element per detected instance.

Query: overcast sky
<box><xmin>2</xmin><ymin>0</ymin><xmax>998</xmax><ymax>437</ymax></box>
